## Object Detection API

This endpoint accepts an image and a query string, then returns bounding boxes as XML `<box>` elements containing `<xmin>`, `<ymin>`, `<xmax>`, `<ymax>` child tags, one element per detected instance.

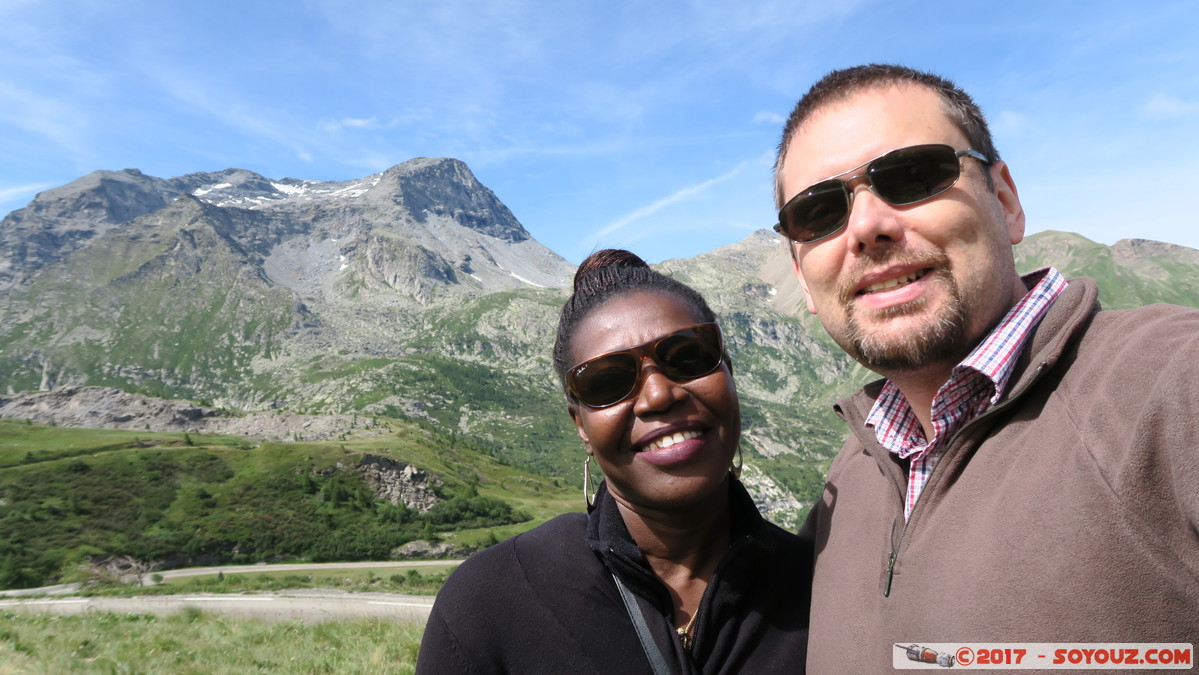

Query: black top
<box><xmin>416</xmin><ymin>479</ymin><xmax>811</xmax><ymax>674</ymax></box>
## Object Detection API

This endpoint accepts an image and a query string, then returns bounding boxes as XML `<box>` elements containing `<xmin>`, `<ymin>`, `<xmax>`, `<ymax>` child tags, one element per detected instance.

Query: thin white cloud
<box><xmin>0</xmin><ymin>182</ymin><xmax>54</xmax><ymax>203</ymax></box>
<box><xmin>1141</xmin><ymin>93</ymin><xmax>1199</xmax><ymax>119</ymax></box>
<box><xmin>0</xmin><ymin>0</ymin><xmax>40</xmax><ymax>16</ymax></box>
<box><xmin>0</xmin><ymin>81</ymin><xmax>92</xmax><ymax>158</ymax></box>
<box><xmin>593</xmin><ymin>170</ymin><xmax>740</xmax><ymax>242</ymax></box>
<box><xmin>754</xmin><ymin>111</ymin><xmax>785</xmax><ymax>125</ymax></box>
<box><xmin>321</xmin><ymin>117</ymin><xmax>383</xmax><ymax>132</ymax></box>
<box><xmin>152</xmin><ymin>75</ymin><xmax>317</xmax><ymax>164</ymax></box>
<box><xmin>993</xmin><ymin>109</ymin><xmax>1031</xmax><ymax>136</ymax></box>
<box><xmin>589</xmin><ymin>152</ymin><xmax>772</xmax><ymax>246</ymax></box>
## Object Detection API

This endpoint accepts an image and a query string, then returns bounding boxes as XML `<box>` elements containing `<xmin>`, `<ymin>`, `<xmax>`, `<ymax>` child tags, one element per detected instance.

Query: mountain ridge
<box><xmin>3</xmin><ymin>159</ymin><xmax>1198</xmax><ymax>529</ymax></box>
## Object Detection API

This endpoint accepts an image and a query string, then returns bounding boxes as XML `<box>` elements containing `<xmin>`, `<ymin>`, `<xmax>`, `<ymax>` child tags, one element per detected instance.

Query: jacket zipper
<box><xmin>881</xmin><ymin>365</ymin><xmax>1045</xmax><ymax>597</ymax></box>
<box><xmin>884</xmin><ymin>550</ymin><xmax>897</xmax><ymax>597</ymax></box>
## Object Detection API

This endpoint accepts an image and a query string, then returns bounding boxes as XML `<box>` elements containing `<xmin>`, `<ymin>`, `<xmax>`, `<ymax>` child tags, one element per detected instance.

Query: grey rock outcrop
<box><xmin>356</xmin><ymin>454</ymin><xmax>443</xmax><ymax>512</ymax></box>
<box><xmin>0</xmin><ymin>386</ymin><xmax>380</xmax><ymax>442</ymax></box>
<box><xmin>390</xmin><ymin>539</ymin><xmax>474</xmax><ymax>560</ymax></box>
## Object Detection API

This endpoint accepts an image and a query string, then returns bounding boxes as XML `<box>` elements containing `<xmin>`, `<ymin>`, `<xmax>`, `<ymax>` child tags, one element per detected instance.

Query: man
<box><xmin>776</xmin><ymin>64</ymin><xmax>1198</xmax><ymax>672</ymax></box>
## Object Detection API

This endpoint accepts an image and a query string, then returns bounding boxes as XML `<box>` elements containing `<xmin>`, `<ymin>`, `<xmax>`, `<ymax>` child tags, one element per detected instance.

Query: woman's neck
<box><xmin>621</xmin><ymin>500</ymin><xmax>729</xmax><ymax>568</ymax></box>
<box><xmin>614</xmin><ymin>483</ymin><xmax>733</xmax><ymax>626</ymax></box>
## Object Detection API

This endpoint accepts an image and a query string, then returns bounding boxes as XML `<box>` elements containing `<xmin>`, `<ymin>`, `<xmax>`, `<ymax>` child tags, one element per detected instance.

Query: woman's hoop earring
<box><xmin>730</xmin><ymin>446</ymin><xmax>743</xmax><ymax>479</ymax></box>
<box><xmin>584</xmin><ymin>454</ymin><xmax>596</xmax><ymax>507</ymax></box>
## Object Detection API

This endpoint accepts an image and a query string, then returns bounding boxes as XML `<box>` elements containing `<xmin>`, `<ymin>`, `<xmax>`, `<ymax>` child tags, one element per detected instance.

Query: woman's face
<box><xmin>568</xmin><ymin>290</ymin><xmax>740</xmax><ymax>513</ymax></box>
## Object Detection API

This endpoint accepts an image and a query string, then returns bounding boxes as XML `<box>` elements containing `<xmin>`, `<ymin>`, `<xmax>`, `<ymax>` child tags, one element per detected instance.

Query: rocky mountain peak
<box><xmin>367</xmin><ymin>157</ymin><xmax>530</xmax><ymax>243</ymax></box>
<box><xmin>0</xmin><ymin>168</ymin><xmax>181</xmax><ymax>290</ymax></box>
<box><xmin>38</xmin><ymin>167</ymin><xmax>164</xmax><ymax>200</ymax></box>
<box><xmin>171</xmin><ymin>168</ymin><xmax>281</xmax><ymax>202</ymax></box>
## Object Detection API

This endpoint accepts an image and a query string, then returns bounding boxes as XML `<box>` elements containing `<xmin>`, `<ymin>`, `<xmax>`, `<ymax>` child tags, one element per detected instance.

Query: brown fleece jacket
<box><xmin>803</xmin><ymin>278</ymin><xmax>1199</xmax><ymax>674</ymax></box>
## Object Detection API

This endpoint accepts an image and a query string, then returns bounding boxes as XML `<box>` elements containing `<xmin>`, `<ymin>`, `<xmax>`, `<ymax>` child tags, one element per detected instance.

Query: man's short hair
<box><xmin>773</xmin><ymin>63</ymin><xmax>999</xmax><ymax>209</ymax></box>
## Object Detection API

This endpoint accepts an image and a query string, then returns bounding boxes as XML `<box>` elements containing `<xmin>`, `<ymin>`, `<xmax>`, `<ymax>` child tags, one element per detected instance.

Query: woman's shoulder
<box><xmin>512</xmin><ymin>511</ymin><xmax>589</xmax><ymax>553</ymax></box>
<box><xmin>731</xmin><ymin>480</ymin><xmax>812</xmax><ymax>562</ymax></box>
<box><xmin>419</xmin><ymin>512</ymin><xmax>627</xmax><ymax>673</ymax></box>
<box><xmin>752</xmin><ymin>517</ymin><xmax>814</xmax><ymax>576</ymax></box>
<box><xmin>439</xmin><ymin>512</ymin><xmax>590</xmax><ymax>593</ymax></box>
<box><xmin>760</xmin><ymin>518</ymin><xmax>808</xmax><ymax>545</ymax></box>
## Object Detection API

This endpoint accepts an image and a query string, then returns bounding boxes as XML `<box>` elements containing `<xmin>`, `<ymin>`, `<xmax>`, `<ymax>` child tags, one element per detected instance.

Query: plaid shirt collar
<box><xmin>865</xmin><ymin>267</ymin><xmax>1067</xmax><ymax>459</ymax></box>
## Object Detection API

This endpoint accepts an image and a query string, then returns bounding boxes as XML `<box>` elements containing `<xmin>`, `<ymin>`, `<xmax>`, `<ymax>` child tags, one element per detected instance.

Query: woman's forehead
<box><xmin>572</xmin><ymin>290</ymin><xmax>703</xmax><ymax>357</ymax></box>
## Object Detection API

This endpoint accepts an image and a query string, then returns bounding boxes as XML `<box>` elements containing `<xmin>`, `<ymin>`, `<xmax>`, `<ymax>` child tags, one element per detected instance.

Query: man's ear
<box><xmin>792</xmin><ymin>245</ymin><xmax>819</xmax><ymax>315</ymax></box>
<box><xmin>991</xmin><ymin>160</ymin><xmax>1026</xmax><ymax>245</ymax></box>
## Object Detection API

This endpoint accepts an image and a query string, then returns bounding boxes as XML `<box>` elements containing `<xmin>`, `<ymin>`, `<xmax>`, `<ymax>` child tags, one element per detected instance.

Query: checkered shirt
<box><xmin>864</xmin><ymin>267</ymin><xmax>1067</xmax><ymax>520</ymax></box>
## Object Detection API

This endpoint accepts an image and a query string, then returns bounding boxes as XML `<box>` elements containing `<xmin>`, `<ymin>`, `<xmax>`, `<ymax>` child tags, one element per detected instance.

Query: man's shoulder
<box><xmin>1047</xmin><ymin>301</ymin><xmax>1199</xmax><ymax>430</ymax></box>
<box><xmin>1093</xmin><ymin>300</ymin><xmax>1199</xmax><ymax>324</ymax></box>
<box><xmin>1080</xmin><ymin>301</ymin><xmax>1199</xmax><ymax>355</ymax></box>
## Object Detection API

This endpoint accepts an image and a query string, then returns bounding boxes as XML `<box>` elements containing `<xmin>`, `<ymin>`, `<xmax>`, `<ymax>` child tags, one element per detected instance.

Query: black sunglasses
<box><xmin>774</xmin><ymin>144</ymin><xmax>990</xmax><ymax>245</ymax></box>
<box><xmin>566</xmin><ymin>323</ymin><xmax>725</xmax><ymax>409</ymax></box>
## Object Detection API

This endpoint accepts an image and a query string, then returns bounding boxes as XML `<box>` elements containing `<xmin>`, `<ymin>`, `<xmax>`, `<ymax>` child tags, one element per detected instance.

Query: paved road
<box><xmin>0</xmin><ymin>560</ymin><xmax>464</xmax><ymax>623</ymax></box>
<box><xmin>148</xmin><ymin>559</ymin><xmax>463</xmax><ymax>581</ymax></box>
<box><xmin>0</xmin><ymin>559</ymin><xmax>465</xmax><ymax>597</ymax></box>
<box><xmin>0</xmin><ymin>590</ymin><xmax>436</xmax><ymax>623</ymax></box>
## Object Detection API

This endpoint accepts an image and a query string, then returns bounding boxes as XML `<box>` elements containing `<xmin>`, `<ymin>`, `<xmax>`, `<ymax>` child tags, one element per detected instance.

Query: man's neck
<box><xmin>864</xmin><ymin>269</ymin><xmax>1054</xmax><ymax>441</ymax></box>
<box><xmin>881</xmin><ymin>364</ymin><xmax>955</xmax><ymax>439</ymax></box>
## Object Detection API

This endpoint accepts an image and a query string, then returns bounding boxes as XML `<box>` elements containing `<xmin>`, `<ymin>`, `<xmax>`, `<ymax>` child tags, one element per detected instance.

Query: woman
<box><xmin>416</xmin><ymin>249</ymin><xmax>811</xmax><ymax>674</ymax></box>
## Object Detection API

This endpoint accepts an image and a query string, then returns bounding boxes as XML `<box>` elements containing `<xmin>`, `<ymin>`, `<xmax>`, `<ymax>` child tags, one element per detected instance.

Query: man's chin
<box><xmin>845</xmin><ymin>315</ymin><xmax>969</xmax><ymax>372</ymax></box>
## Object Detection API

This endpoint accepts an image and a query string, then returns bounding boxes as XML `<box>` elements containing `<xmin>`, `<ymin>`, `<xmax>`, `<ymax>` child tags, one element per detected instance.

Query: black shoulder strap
<box><xmin>612</xmin><ymin>572</ymin><xmax>676</xmax><ymax>675</ymax></box>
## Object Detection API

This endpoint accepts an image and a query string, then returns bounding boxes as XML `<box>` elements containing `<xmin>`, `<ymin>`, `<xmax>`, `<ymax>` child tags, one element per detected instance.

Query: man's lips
<box><xmin>855</xmin><ymin>267</ymin><xmax>931</xmax><ymax>296</ymax></box>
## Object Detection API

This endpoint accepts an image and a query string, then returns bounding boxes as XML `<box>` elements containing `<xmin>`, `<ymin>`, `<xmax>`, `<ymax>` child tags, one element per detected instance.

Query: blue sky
<box><xmin>2</xmin><ymin>1</ymin><xmax>1197</xmax><ymax>265</ymax></box>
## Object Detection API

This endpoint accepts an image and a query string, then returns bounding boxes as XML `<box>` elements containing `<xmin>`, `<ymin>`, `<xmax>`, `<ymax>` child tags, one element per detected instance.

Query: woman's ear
<box><xmin>568</xmin><ymin>405</ymin><xmax>592</xmax><ymax>451</ymax></box>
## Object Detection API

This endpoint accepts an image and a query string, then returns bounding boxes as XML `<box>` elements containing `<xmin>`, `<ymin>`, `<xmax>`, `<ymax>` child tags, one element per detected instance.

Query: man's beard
<box><xmin>836</xmin><ymin>260</ymin><xmax>971</xmax><ymax>372</ymax></box>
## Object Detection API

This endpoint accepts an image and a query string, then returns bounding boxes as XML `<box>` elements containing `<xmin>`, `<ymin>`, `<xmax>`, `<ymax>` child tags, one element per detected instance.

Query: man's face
<box><xmin>777</xmin><ymin>84</ymin><xmax>1027</xmax><ymax>375</ymax></box>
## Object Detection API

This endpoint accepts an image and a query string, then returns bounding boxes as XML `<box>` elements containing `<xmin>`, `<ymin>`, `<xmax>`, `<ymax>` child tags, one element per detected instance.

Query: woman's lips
<box><xmin>639</xmin><ymin>429</ymin><xmax>701</xmax><ymax>452</ymax></box>
<box><xmin>635</xmin><ymin>430</ymin><xmax>706</xmax><ymax>466</ymax></box>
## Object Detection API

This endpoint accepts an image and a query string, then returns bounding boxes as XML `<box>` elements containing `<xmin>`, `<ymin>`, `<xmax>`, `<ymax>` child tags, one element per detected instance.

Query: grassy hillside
<box><xmin>0</xmin><ymin>418</ymin><xmax>576</xmax><ymax>589</ymax></box>
<box><xmin>1014</xmin><ymin>231</ymin><xmax>1199</xmax><ymax>309</ymax></box>
<box><xmin>0</xmin><ymin>199</ymin><xmax>299</xmax><ymax>399</ymax></box>
<box><xmin>0</xmin><ymin>610</ymin><xmax>425</xmax><ymax>674</ymax></box>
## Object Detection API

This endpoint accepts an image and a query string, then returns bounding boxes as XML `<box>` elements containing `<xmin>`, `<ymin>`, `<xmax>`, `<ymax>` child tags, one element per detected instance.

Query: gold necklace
<box><xmin>677</xmin><ymin>609</ymin><xmax>699</xmax><ymax>651</ymax></box>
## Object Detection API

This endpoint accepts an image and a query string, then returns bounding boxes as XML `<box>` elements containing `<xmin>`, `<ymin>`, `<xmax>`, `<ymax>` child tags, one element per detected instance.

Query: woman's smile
<box><xmin>568</xmin><ymin>289</ymin><xmax>740</xmax><ymax>512</ymax></box>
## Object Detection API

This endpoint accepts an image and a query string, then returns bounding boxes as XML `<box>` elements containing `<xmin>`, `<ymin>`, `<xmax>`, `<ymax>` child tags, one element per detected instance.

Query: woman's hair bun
<box><xmin>553</xmin><ymin>247</ymin><xmax>720</xmax><ymax>383</ymax></box>
<box><xmin>572</xmin><ymin>249</ymin><xmax>649</xmax><ymax>292</ymax></box>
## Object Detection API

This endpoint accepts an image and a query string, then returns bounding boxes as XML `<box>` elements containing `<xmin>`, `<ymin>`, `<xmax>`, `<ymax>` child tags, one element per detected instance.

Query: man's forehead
<box><xmin>784</xmin><ymin>85</ymin><xmax>959</xmax><ymax>179</ymax></box>
<box><xmin>804</xmin><ymin>80</ymin><xmax>941</xmax><ymax>124</ymax></box>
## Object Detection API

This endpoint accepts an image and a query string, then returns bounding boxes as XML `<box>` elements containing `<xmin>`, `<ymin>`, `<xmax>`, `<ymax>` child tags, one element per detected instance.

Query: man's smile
<box><xmin>857</xmin><ymin>268</ymin><xmax>930</xmax><ymax>295</ymax></box>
